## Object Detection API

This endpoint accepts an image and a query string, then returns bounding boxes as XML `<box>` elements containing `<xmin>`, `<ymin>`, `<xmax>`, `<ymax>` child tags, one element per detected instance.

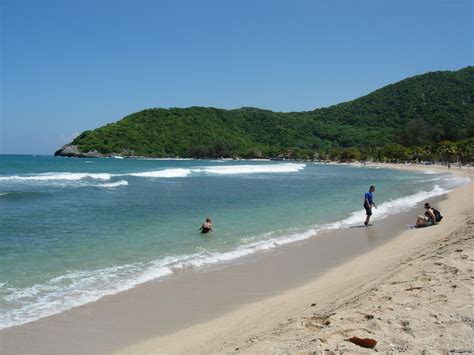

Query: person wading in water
<box><xmin>199</xmin><ymin>217</ymin><xmax>213</xmax><ymax>234</ymax></box>
<box><xmin>364</xmin><ymin>185</ymin><xmax>377</xmax><ymax>226</ymax></box>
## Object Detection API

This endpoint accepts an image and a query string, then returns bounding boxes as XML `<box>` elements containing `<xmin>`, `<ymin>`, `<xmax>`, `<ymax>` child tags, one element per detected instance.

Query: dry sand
<box><xmin>118</xmin><ymin>164</ymin><xmax>473</xmax><ymax>354</ymax></box>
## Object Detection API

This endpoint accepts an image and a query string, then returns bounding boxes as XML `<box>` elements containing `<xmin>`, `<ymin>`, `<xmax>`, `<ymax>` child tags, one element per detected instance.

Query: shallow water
<box><xmin>0</xmin><ymin>155</ymin><xmax>467</xmax><ymax>329</ymax></box>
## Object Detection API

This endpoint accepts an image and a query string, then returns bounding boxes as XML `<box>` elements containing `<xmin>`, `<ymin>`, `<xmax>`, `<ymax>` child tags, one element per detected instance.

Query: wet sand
<box><xmin>1</xmin><ymin>164</ymin><xmax>472</xmax><ymax>354</ymax></box>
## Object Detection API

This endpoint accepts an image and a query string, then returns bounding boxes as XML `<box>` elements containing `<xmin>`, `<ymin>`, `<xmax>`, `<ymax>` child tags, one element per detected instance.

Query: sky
<box><xmin>1</xmin><ymin>0</ymin><xmax>473</xmax><ymax>154</ymax></box>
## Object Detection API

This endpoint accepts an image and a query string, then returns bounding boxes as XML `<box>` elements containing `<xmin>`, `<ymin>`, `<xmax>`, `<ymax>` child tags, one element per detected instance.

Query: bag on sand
<box><xmin>432</xmin><ymin>208</ymin><xmax>443</xmax><ymax>222</ymax></box>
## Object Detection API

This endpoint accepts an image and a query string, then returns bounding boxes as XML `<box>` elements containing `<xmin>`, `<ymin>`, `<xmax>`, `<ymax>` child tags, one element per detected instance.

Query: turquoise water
<box><xmin>0</xmin><ymin>155</ymin><xmax>467</xmax><ymax>328</ymax></box>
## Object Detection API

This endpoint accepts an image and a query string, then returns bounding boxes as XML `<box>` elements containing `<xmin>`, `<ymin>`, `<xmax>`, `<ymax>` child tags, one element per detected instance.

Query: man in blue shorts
<box><xmin>364</xmin><ymin>185</ymin><xmax>377</xmax><ymax>226</ymax></box>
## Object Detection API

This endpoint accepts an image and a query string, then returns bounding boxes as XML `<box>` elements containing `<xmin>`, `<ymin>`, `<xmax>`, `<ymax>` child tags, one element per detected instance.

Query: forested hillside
<box><xmin>56</xmin><ymin>66</ymin><xmax>474</xmax><ymax>161</ymax></box>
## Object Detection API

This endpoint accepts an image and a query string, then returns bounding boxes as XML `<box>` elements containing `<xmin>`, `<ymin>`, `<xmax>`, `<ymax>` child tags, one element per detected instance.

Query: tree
<box><xmin>438</xmin><ymin>141</ymin><xmax>457</xmax><ymax>162</ymax></box>
<box><xmin>382</xmin><ymin>144</ymin><xmax>408</xmax><ymax>162</ymax></box>
<box><xmin>339</xmin><ymin>148</ymin><xmax>361</xmax><ymax>162</ymax></box>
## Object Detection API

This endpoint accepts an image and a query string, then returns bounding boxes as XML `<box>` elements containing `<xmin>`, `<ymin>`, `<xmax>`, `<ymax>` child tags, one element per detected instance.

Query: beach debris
<box><xmin>310</xmin><ymin>303</ymin><xmax>316</xmax><ymax>307</ymax></box>
<box><xmin>347</xmin><ymin>336</ymin><xmax>377</xmax><ymax>348</ymax></box>
<box><xmin>455</xmin><ymin>249</ymin><xmax>463</xmax><ymax>252</ymax></box>
<box><xmin>364</xmin><ymin>314</ymin><xmax>374</xmax><ymax>320</ymax></box>
<box><xmin>401</xmin><ymin>320</ymin><xmax>413</xmax><ymax>334</ymax></box>
<box><xmin>404</xmin><ymin>286</ymin><xmax>423</xmax><ymax>291</ymax></box>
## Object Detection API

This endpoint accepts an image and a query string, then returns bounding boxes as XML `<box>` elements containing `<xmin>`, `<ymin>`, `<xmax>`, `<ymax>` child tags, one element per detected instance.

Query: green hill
<box><xmin>56</xmin><ymin>66</ymin><xmax>474</xmax><ymax>159</ymax></box>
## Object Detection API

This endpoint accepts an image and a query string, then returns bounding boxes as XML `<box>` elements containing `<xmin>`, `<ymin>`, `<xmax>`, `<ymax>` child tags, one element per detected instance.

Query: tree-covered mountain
<box><xmin>56</xmin><ymin>66</ymin><xmax>473</xmax><ymax>159</ymax></box>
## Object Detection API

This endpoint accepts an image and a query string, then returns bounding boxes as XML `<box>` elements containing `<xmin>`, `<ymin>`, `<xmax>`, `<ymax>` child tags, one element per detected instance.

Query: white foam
<box><xmin>96</xmin><ymin>180</ymin><xmax>129</xmax><ymax>188</ymax></box>
<box><xmin>0</xmin><ymin>258</ymin><xmax>176</xmax><ymax>330</ymax></box>
<box><xmin>0</xmin><ymin>173</ymin><xmax>112</xmax><ymax>181</ymax></box>
<box><xmin>193</xmin><ymin>163</ymin><xmax>306</xmax><ymax>175</ymax></box>
<box><xmin>126</xmin><ymin>168</ymin><xmax>191</xmax><ymax>178</ymax></box>
<box><xmin>0</xmin><ymin>164</ymin><xmax>305</xmax><ymax>186</ymax></box>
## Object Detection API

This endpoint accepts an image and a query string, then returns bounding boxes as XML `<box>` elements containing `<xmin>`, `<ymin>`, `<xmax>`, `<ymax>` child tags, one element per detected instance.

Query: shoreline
<box><xmin>116</xmin><ymin>164</ymin><xmax>472</xmax><ymax>353</ymax></box>
<box><xmin>0</xmin><ymin>164</ymin><xmax>472</xmax><ymax>354</ymax></box>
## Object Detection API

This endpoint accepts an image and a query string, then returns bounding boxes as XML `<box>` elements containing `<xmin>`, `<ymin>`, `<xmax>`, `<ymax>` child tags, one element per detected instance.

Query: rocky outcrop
<box><xmin>54</xmin><ymin>144</ymin><xmax>105</xmax><ymax>158</ymax></box>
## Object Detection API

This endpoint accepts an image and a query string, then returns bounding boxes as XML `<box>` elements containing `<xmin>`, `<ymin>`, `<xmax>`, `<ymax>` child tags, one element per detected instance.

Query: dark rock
<box><xmin>54</xmin><ymin>144</ymin><xmax>105</xmax><ymax>158</ymax></box>
<box><xmin>54</xmin><ymin>144</ymin><xmax>81</xmax><ymax>157</ymax></box>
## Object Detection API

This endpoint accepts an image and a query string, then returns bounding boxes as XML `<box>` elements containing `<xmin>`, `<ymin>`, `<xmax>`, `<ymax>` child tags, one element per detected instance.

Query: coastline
<box><xmin>117</xmin><ymin>163</ymin><xmax>473</xmax><ymax>353</ymax></box>
<box><xmin>0</xmin><ymin>164</ymin><xmax>472</xmax><ymax>354</ymax></box>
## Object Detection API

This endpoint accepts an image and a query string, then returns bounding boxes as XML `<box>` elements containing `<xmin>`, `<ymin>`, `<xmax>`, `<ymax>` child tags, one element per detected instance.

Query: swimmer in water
<box><xmin>199</xmin><ymin>217</ymin><xmax>213</xmax><ymax>234</ymax></box>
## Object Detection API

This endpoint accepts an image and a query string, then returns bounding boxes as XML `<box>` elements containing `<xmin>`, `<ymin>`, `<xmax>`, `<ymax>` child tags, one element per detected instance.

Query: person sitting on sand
<box><xmin>364</xmin><ymin>185</ymin><xmax>377</xmax><ymax>226</ymax></box>
<box><xmin>199</xmin><ymin>217</ymin><xmax>213</xmax><ymax>234</ymax></box>
<box><xmin>415</xmin><ymin>203</ymin><xmax>437</xmax><ymax>228</ymax></box>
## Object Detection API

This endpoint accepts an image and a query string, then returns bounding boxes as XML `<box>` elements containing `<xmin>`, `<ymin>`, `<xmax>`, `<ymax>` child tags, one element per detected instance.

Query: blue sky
<box><xmin>1</xmin><ymin>0</ymin><xmax>473</xmax><ymax>154</ymax></box>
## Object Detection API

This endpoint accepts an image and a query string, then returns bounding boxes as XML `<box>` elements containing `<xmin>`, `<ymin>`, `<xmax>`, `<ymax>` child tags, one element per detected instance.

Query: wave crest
<box><xmin>96</xmin><ymin>180</ymin><xmax>129</xmax><ymax>188</ymax></box>
<box><xmin>126</xmin><ymin>168</ymin><xmax>191</xmax><ymax>178</ymax></box>
<box><xmin>0</xmin><ymin>173</ymin><xmax>112</xmax><ymax>181</ymax></box>
<box><xmin>193</xmin><ymin>163</ymin><xmax>306</xmax><ymax>175</ymax></box>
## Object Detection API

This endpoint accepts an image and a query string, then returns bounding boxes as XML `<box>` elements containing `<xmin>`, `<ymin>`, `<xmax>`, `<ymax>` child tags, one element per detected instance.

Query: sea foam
<box><xmin>125</xmin><ymin>168</ymin><xmax>192</xmax><ymax>178</ymax></box>
<box><xmin>0</xmin><ymin>172</ymin><xmax>112</xmax><ymax>181</ymax></box>
<box><xmin>96</xmin><ymin>180</ymin><xmax>129</xmax><ymax>188</ymax></box>
<box><xmin>192</xmin><ymin>163</ymin><xmax>306</xmax><ymax>175</ymax></box>
<box><xmin>0</xmin><ymin>163</ymin><xmax>306</xmax><ymax>186</ymax></box>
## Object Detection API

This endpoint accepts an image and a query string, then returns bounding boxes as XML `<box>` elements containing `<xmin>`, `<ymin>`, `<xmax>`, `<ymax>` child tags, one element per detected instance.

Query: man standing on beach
<box><xmin>364</xmin><ymin>185</ymin><xmax>377</xmax><ymax>226</ymax></box>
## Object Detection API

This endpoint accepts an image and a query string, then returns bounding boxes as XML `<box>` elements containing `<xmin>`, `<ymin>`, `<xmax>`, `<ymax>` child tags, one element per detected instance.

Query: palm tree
<box><xmin>425</xmin><ymin>142</ymin><xmax>444</xmax><ymax>163</ymax></box>
<box><xmin>439</xmin><ymin>141</ymin><xmax>457</xmax><ymax>163</ymax></box>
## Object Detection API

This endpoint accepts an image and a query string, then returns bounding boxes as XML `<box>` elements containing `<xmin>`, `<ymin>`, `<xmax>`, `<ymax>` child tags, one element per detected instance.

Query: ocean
<box><xmin>0</xmin><ymin>155</ymin><xmax>468</xmax><ymax>329</ymax></box>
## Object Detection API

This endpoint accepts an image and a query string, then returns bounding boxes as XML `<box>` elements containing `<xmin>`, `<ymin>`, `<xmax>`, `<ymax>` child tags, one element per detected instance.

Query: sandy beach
<box><xmin>1</xmin><ymin>164</ymin><xmax>472</xmax><ymax>354</ymax></box>
<box><xmin>117</xmin><ymin>164</ymin><xmax>473</xmax><ymax>354</ymax></box>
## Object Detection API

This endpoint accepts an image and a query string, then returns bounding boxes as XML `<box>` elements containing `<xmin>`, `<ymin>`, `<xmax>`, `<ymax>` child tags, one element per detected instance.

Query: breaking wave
<box><xmin>125</xmin><ymin>168</ymin><xmax>192</xmax><ymax>178</ymax></box>
<box><xmin>192</xmin><ymin>163</ymin><xmax>306</xmax><ymax>175</ymax></box>
<box><xmin>0</xmin><ymin>173</ymin><xmax>112</xmax><ymax>181</ymax></box>
<box><xmin>95</xmin><ymin>180</ymin><xmax>129</xmax><ymax>188</ymax></box>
